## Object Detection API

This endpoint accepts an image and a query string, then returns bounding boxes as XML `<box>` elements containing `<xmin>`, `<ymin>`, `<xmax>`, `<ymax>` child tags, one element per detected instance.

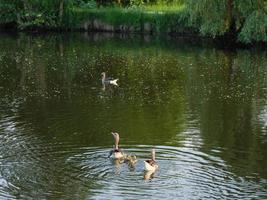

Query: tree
<box><xmin>186</xmin><ymin>0</ymin><xmax>267</xmax><ymax>43</ymax></box>
<box><xmin>0</xmin><ymin>0</ymin><xmax>23</xmax><ymax>24</ymax></box>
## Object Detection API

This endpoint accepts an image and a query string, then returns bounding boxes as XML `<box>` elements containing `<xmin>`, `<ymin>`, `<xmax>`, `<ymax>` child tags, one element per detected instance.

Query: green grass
<box><xmin>143</xmin><ymin>4</ymin><xmax>185</xmax><ymax>13</ymax></box>
<box><xmin>66</xmin><ymin>7</ymin><xmax>143</xmax><ymax>27</ymax></box>
<box><xmin>64</xmin><ymin>5</ymin><xmax>193</xmax><ymax>34</ymax></box>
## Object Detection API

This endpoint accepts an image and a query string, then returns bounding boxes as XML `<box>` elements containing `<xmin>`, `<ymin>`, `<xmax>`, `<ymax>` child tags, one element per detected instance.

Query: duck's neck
<box><xmin>114</xmin><ymin>137</ymin><xmax>119</xmax><ymax>150</ymax></box>
<box><xmin>152</xmin><ymin>150</ymin><xmax>156</xmax><ymax>161</ymax></box>
<box><xmin>102</xmin><ymin>73</ymin><xmax>106</xmax><ymax>82</ymax></box>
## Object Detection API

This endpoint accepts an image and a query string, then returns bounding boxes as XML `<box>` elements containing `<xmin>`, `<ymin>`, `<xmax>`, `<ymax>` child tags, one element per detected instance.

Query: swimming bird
<box><xmin>144</xmin><ymin>149</ymin><xmax>158</xmax><ymax>171</ymax></box>
<box><xmin>101</xmin><ymin>72</ymin><xmax>118</xmax><ymax>86</ymax></box>
<box><xmin>108</xmin><ymin>132</ymin><xmax>124</xmax><ymax>159</ymax></box>
<box><xmin>125</xmin><ymin>154</ymin><xmax>137</xmax><ymax>168</ymax></box>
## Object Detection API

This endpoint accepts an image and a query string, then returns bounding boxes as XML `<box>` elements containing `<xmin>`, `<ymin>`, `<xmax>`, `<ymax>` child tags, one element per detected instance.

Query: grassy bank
<box><xmin>65</xmin><ymin>6</ymin><xmax>196</xmax><ymax>35</ymax></box>
<box><xmin>0</xmin><ymin>1</ymin><xmax>266</xmax><ymax>45</ymax></box>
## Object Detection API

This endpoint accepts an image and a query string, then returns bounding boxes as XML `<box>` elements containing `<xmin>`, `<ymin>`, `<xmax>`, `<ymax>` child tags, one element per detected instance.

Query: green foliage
<box><xmin>238</xmin><ymin>10</ymin><xmax>267</xmax><ymax>43</ymax></box>
<box><xmin>130</xmin><ymin>0</ymin><xmax>145</xmax><ymax>7</ymax></box>
<box><xmin>19</xmin><ymin>0</ymin><xmax>62</xmax><ymax>29</ymax></box>
<box><xmin>187</xmin><ymin>0</ymin><xmax>228</xmax><ymax>37</ymax></box>
<box><xmin>186</xmin><ymin>0</ymin><xmax>267</xmax><ymax>43</ymax></box>
<box><xmin>79</xmin><ymin>0</ymin><xmax>98</xmax><ymax>9</ymax></box>
<box><xmin>0</xmin><ymin>0</ymin><xmax>266</xmax><ymax>44</ymax></box>
<box><xmin>0</xmin><ymin>0</ymin><xmax>22</xmax><ymax>24</ymax></box>
<box><xmin>0</xmin><ymin>0</ymin><xmax>70</xmax><ymax>29</ymax></box>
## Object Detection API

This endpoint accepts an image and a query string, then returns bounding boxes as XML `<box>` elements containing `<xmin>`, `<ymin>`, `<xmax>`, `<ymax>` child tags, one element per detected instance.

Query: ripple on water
<box><xmin>65</xmin><ymin>145</ymin><xmax>267</xmax><ymax>200</ymax></box>
<box><xmin>0</xmin><ymin>114</ymin><xmax>86</xmax><ymax>199</ymax></box>
<box><xmin>0</xmin><ymin>113</ymin><xmax>266</xmax><ymax>199</ymax></box>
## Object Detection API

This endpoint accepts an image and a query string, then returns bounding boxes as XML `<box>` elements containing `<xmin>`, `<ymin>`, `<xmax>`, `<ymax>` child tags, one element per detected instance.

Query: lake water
<box><xmin>0</xmin><ymin>32</ymin><xmax>266</xmax><ymax>199</ymax></box>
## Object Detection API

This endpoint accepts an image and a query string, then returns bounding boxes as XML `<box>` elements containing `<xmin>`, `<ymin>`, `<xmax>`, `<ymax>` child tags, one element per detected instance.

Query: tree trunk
<box><xmin>59</xmin><ymin>0</ymin><xmax>64</xmax><ymax>24</ymax></box>
<box><xmin>225</xmin><ymin>0</ymin><xmax>233</xmax><ymax>30</ymax></box>
<box><xmin>117</xmin><ymin>0</ymin><xmax>121</xmax><ymax>6</ymax></box>
<box><xmin>222</xmin><ymin>0</ymin><xmax>237</xmax><ymax>44</ymax></box>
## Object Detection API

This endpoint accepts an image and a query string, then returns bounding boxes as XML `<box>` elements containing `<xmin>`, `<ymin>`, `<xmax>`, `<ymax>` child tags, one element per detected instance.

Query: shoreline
<box><xmin>1</xmin><ymin>27</ymin><xmax>266</xmax><ymax>50</ymax></box>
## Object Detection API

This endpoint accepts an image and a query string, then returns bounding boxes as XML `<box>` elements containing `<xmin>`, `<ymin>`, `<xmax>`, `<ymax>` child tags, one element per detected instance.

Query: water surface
<box><xmin>0</xmin><ymin>33</ymin><xmax>266</xmax><ymax>199</ymax></box>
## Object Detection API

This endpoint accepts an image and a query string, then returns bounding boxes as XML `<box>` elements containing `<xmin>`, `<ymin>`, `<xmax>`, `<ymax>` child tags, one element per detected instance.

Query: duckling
<box><xmin>124</xmin><ymin>154</ymin><xmax>137</xmax><ymax>167</ymax></box>
<box><xmin>144</xmin><ymin>149</ymin><xmax>158</xmax><ymax>171</ymax></box>
<box><xmin>125</xmin><ymin>154</ymin><xmax>137</xmax><ymax>163</ymax></box>
<box><xmin>108</xmin><ymin>132</ymin><xmax>124</xmax><ymax>159</ymax></box>
<box><xmin>101</xmin><ymin>72</ymin><xmax>118</xmax><ymax>86</ymax></box>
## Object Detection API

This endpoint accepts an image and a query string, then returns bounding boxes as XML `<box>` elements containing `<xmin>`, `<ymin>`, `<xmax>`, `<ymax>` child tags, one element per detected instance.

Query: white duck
<box><xmin>144</xmin><ymin>149</ymin><xmax>159</xmax><ymax>171</ymax></box>
<box><xmin>101</xmin><ymin>72</ymin><xmax>118</xmax><ymax>86</ymax></box>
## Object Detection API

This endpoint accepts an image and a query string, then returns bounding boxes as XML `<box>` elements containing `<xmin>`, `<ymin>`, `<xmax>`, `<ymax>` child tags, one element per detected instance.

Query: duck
<box><xmin>108</xmin><ymin>132</ymin><xmax>124</xmax><ymax>159</ymax></box>
<box><xmin>101</xmin><ymin>72</ymin><xmax>119</xmax><ymax>86</ymax></box>
<box><xmin>144</xmin><ymin>149</ymin><xmax>158</xmax><ymax>171</ymax></box>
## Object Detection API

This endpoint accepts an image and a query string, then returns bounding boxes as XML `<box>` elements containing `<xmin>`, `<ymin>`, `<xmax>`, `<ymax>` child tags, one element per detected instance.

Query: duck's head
<box><xmin>111</xmin><ymin>132</ymin><xmax>119</xmax><ymax>139</ymax></box>
<box><xmin>101</xmin><ymin>72</ymin><xmax>106</xmax><ymax>77</ymax></box>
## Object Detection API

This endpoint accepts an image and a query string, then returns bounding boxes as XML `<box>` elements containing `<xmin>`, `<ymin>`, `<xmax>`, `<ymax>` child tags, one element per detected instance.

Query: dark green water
<box><xmin>0</xmin><ymin>32</ymin><xmax>266</xmax><ymax>199</ymax></box>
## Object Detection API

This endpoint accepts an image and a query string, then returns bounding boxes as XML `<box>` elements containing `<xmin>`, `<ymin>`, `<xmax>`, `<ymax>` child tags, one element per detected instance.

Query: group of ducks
<box><xmin>108</xmin><ymin>132</ymin><xmax>159</xmax><ymax>173</ymax></box>
<box><xmin>101</xmin><ymin>72</ymin><xmax>159</xmax><ymax>173</ymax></box>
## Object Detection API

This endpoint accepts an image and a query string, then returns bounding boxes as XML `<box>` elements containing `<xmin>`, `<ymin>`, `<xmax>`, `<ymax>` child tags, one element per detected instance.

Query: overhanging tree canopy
<box><xmin>186</xmin><ymin>0</ymin><xmax>267</xmax><ymax>43</ymax></box>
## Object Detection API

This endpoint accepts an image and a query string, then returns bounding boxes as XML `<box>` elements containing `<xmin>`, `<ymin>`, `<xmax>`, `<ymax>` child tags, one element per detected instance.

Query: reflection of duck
<box><xmin>109</xmin><ymin>132</ymin><xmax>124</xmax><ymax>159</ymax></box>
<box><xmin>144</xmin><ymin>149</ymin><xmax>158</xmax><ymax>171</ymax></box>
<box><xmin>101</xmin><ymin>72</ymin><xmax>118</xmax><ymax>86</ymax></box>
<box><xmin>144</xmin><ymin>170</ymin><xmax>155</xmax><ymax>180</ymax></box>
<box><xmin>111</xmin><ymin>158</ymin><xmax>124</xmax><ymax>175</ymax></box>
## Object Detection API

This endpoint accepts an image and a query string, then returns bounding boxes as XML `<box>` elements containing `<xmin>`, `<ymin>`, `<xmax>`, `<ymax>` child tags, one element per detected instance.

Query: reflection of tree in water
<box><xmin>0</xmin><ymin>34</ymin><xmax>187</xmax><ymax>146</ymax></box>
<box><xmin>185</xmin><ymin>49</ymin><xmax>267</xmax><ymax>178</ymax></box>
